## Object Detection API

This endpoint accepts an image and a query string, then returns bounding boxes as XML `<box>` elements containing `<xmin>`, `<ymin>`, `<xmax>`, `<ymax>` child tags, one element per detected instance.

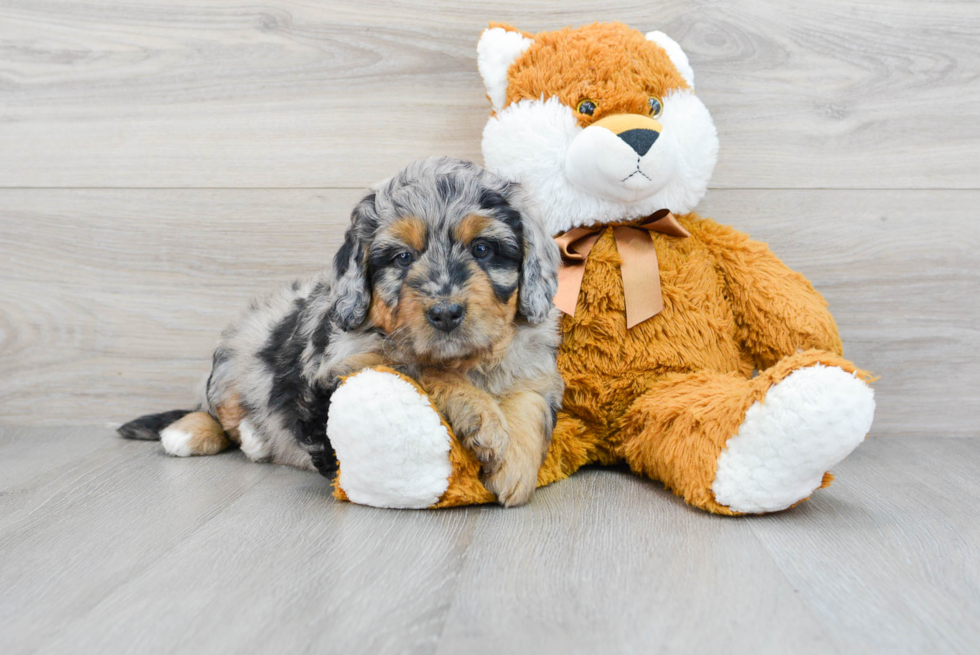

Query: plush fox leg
<box><xmin>329</xmin><ymin>367</ymin><xmax>495</xmax><ymax>509</ymax></box>
<box><xmin>160</xmin><ymin>411</ymin><xmax>232</xmax><ymax>457</ymax></box>
<box><xmin>618</xmin><ymin>350</ymin><xmax>875</xmax><ymax>515</ymax></box>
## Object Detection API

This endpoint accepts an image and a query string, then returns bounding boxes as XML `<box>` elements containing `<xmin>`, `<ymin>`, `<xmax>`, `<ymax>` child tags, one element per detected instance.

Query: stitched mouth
<box><xmin>621</xmin><ymin>167</ymin><xmax>652</xmax><ymax>183</ymax></box>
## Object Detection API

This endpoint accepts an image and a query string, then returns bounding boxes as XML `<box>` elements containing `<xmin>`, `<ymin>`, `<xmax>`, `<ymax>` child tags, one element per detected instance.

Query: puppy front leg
<box><xmin>331</xmin><ymin>352</ymin><xmax>390</xmax><ymax>382</ymax></box>
<box><xmin>417</xmin><ymin>370</ymin><xmax>509</xmax><ymax>475</ymax></box>
<box><xmin>485</xmin><ymin>391</ymin><xmax>553</xmax><ymax>507</ymax></box>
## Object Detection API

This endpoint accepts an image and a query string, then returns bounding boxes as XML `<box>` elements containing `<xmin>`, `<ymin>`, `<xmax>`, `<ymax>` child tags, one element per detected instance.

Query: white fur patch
<box><xmin>238</xmin><ymin>419</ymin><xmax>272</xmax><ymax>462</ymax></box>
<box><xmin>328</xmin><ymin>369</ymin><xmax>453</xmax><ymax>509</ymax></box>
<box><xmin>482</xmin><ymin>91</ymin><xmax>718</xmax><ymax>234</ymax></box>
<box><xmin>712</xmin><ymin>365</ymin><xmax>876</xmax><ymax>514</ymax></box>
<box><xmin>160</xmin><ymin>427</ymin><xmax>193</xmax><ymax>457</ymax></box>
<box><xmin>477</xmin><ymin>27</ymin><xmax>534</xmax><ymax>112</ymax></box>
<box><xmin>645</xmin><ymin>31</ymin><xmax>695</xmax><ymax>88</ymax></box>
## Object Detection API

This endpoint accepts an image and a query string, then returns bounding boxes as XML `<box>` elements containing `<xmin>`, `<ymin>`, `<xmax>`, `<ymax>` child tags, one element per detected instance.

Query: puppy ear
<box><xmin>510</xmin><ymin>185</ymin><xmax>559</xmax><ymax>324</ymax></box>
<box><xmin>329</xmin><ymin>193</ymin><xmax>378</xmax><ymax>331</ymax></box>
<box><xmin>477</xmin><ymin>24</ymin><xmax>534</xmax><ymax>113</ymax></box>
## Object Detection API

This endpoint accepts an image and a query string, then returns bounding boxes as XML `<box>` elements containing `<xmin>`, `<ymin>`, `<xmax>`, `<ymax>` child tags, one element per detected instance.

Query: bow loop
<box><xmin>553</xmin><ymin>211</ymin><xmax>690</xmax><ymax>329</ymax></box>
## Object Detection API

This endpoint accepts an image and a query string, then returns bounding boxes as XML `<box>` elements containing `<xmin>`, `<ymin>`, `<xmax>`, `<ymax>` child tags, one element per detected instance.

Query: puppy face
<box><xmin>329</xmin><ymin>158</ymin><xmax>559</xmax><ymax>364</ymax></box>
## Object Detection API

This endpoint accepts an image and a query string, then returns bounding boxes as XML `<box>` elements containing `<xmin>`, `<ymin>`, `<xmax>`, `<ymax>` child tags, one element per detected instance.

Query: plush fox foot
<box><xmin>328</xmin><ymin>367</ymin><xmax>494</xmax><ymax>509</ymax></box>
<box><xmin>711</xmin><ymin>364</ymin><xmax>876</xmax><ymax>513</ymax></box>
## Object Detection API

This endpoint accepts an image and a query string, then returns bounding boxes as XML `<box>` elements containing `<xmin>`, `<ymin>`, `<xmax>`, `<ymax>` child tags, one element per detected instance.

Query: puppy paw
<box><xmin>484</xmin><ymin>459</ymin><xmax>537</xmax><ymax>507</ymax></box>
<box><xmin>461</xmin><ymin>410</ymin><xmax>509</xmax><ymax>473</ymax></box>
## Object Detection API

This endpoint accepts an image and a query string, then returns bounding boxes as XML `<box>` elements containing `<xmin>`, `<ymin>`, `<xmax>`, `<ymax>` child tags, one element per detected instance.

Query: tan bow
<box><xmin>553</xmin><ymin>209</ymin><xmax>690</xmax><ymax>329</ymax></box>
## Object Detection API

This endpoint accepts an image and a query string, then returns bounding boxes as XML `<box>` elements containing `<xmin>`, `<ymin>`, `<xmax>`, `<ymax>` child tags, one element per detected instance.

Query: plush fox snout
<box><xmin>564</xmin><ymin>111</ymin><xmax>677</xmax><ymax>204</ymax></box>
<box><xmin>592</xmin><ymin>114</ymin><xmax>663</xmax><ymax>157</ymax></box>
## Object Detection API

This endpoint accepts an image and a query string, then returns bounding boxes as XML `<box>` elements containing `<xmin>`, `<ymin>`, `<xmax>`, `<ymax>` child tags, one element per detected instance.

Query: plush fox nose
<box><xmin>618</xmin><ymin>129</ymin><xmax>659</xmax><ymax>156</ymax></box>
<box><xmin>592</xmin><ymin>114</ymin><xmax>664</xmax><ymax>157</ymax></box>
<box><xmin>426</xmin><ymin>302</ymin><xmax>466</xmax><ymax>333</ymax></box>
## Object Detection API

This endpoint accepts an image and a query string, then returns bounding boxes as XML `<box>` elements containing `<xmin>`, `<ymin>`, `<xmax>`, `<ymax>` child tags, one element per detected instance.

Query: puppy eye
<box><xmin>576</xmin><ymin>99</ymin><xmax>597</xmax><ymax>116</ymax></box>
<box><xmin>648</xmin><ymin>96</ymin><xmax>663</xmax><ymax>118</ymax></box>
<box><xmin>394</xmin><ymin>251</ymin><xmax>414</xmax><ymax>267</ymax></box>
<box><xmin>471</xmin><ymin>242</ymin><xmax>493</xmax><ymax>260</ymax></box>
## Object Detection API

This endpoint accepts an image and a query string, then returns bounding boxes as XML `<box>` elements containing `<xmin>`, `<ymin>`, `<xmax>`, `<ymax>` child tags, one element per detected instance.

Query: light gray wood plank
<box><xmin>32</xmin><ymin>450</ymin><xmax>475</xmax><ymax>655</ymax></box>
<box><xmin>2</xmin><ymin>429</ymin><xmax>978</xmax><ymax>654</ymax></box>
<box><xmin>432</xmin><ymin>469</ymin><xmax>836</xmax><ymax>655</ymax></box>
<box><xmin>2</xmin><ymin>188</ymin><xmax>976</xmax><ymax>436</ymax></box>
<box><xmin>0</xmin><ymin>0</ymin><xmax>976</xmax><ymax>189</ymax></box>
<box><xmin>748</xmin><ymin>437</ymin><xmax>980</xmax><ymax>654</ymax></box>
<box><xmin>0</xmin><ymin>434</ymin><xmax>274</xmax><ymax>654</ymax></box>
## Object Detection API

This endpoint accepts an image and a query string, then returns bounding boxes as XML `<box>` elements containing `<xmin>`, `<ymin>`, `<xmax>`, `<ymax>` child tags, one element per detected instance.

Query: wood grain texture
<box><xmin>0</xmin><ymin>0</ymin><xmax>977</xmax><ymax>189</ymax></box>
<box><xmin>2</xmin><ymin>188</ymin><xmax>976</xmax><ymax>436</ymax></box>
<box><xmin>748</xmin><ymin>437</ymin><xmax>980</xmax><ymax>654</ymax></box>
<box><xmin>1</xmin><ymin>428</ymin><xmax>978</xmax><ymax>654</ymax></box>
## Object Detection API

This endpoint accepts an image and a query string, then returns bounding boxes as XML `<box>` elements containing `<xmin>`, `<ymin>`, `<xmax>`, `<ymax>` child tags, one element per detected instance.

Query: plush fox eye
<box><xmin>394</xmin><ymin>251</ymin><xmax>414</xmax><ymax>267</ymax></box>
<box><xmin>576</xmin><ymin>99</ymin><xmax>597</xmax><ymax>116</ymax></box>
<box><xmin>648</xmin><ymin>96</ymin><xmax>663</xmax><ymax>118</ymax></box>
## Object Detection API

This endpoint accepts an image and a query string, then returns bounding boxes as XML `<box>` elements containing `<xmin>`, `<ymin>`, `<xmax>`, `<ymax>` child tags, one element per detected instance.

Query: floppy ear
<box><xmin>508</xmin><ymin>184</ymin><xmax>559</xmax><ymax>324</ymax></box>
<box><xmin>328</xmin><ymin>193</ymin><xmax>378</xmax><ymax>331</ymax></box>
<box><xmin>645</xmin><ymin>31</ymin><xmax>695</xmax><ymax>88</ymax></box>
<box><xmin>477</xmin><ymin>25</ymin><xmax>534</xmax><ymax>112</ymax></box>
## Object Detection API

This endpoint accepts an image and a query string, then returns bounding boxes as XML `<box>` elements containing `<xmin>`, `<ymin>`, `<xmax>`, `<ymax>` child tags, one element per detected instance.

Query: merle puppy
<box><xmin>119</xmin><ymin>157</ymin><xmax>563</xmax><ymax>506</ymax></box>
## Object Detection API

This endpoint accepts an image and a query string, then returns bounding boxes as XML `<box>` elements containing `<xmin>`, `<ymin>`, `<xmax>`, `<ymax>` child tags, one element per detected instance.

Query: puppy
<box><xmin>118</xmin><ymin>157</ymin><xmax>563</xmax><ymax>507</ymax></box>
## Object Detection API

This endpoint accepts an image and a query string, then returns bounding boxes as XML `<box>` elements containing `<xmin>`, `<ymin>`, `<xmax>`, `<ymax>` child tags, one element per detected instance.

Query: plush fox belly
<box><xmin>556</xmin><ymin>216</ymin><xmax>751</xmax><ymax>434</ymax></box>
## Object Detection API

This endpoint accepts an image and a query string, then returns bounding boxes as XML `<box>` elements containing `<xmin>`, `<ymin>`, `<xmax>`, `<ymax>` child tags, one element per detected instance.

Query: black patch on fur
<box><xmin>489</xmin><ymin>280</ymin><xmax>518</xmax><ymax>302</ymax></box>
<box><xmin>471</xmin><ymin>237</ymin><xmax>521</xmax><ymax>303</ymax></box>
<box><xmin>369</xmin><ymin>244</ymin><xmax>415</xmax><ymax>279</ymax></box>
<box><xmin>117</xmin><ymin>409</ymin><xmax>194</xmax><ymax>441</ymax></box>
<box><xmin>333</xmin><ymin>230</ymin><xmax>360</xmax><ymax>279</ymax></box>
<box><xmin>309</xmin><ymin>281</ymin><xmax>333</xmax><ymax>356</ymax></box>
<box><xmin>259</xmin><ymin>300</ymin><xmax>307</xmax><ymax>413</ymax></box>
<box><xmin>479</xmin><ymin>188</ymin><xmax>507</xmax><ymax>211</ymax></box>
<box><xmin>436</xmin><ymin>174</ymin><xmax>460</xmax><ymax>203</ymax></box>
<box><xmin>258</xmin><ymin>298</ymin><xmax>337</xmax><ymax>472</ymax></box>
<box><xmin>334</xmin><ymin>194</ymin><xmax>377</xmax><ymax>279</ymax></box>
<box><xmin>446</xmin><ymin>258</ymin><xmax>471</xmax><ymax>290</ymax></box>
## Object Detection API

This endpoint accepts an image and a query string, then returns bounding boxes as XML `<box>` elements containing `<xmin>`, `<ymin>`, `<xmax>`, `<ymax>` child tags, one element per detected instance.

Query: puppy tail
<box><xmin>118</xmin><ymin>409</ymin><xmax>195</xmax><ymax>441</ymax></box>
<box><xmin>118</xmin><ymin>409</ymin><xmax>232</xmax><ymax>457</ymax></box>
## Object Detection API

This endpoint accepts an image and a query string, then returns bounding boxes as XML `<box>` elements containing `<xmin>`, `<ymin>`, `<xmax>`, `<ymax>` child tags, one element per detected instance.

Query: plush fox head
<box><xmin>478</xmin><ymin>22</ymin><xmax>718</xmax><ymax>234</ymax></box>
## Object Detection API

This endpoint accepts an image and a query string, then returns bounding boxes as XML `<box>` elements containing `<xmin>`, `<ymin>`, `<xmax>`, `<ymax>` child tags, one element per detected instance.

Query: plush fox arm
<box><xmin>689</xmin><ymin>215</ymin><xmax>843</xmax><ymax>369</ymax></box>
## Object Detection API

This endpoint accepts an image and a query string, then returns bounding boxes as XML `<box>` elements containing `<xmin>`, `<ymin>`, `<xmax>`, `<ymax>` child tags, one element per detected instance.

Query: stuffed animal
<box><xmin>327</xmin><ymin>22</ymin><xmax>876</xmax><ymax>514</ymax></box>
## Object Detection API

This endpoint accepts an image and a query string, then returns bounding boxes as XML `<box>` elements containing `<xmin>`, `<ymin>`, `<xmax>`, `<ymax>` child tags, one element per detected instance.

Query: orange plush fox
<box><xmin>328</xmin><ymin>22</ymin><xmax>876</xmax><ymax>514</ymax></box>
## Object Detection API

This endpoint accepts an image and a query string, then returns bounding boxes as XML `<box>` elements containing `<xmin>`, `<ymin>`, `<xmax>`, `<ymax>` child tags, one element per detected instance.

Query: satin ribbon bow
<box><xmin>553</xmin><ymin>209</ymin><xmax>691</xmax><ymax>329</ymax></box>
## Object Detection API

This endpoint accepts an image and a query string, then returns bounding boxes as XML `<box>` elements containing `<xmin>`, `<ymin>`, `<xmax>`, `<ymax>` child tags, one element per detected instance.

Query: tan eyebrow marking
<box><xmin>387</xmin><ymin>216</ymin><xmax>427</xmax><ymax>251</ymax></box>
<box><xmin>454</xmin><ymin>214</ymin><xmax>493</xmax><ymax>245</ymax></box>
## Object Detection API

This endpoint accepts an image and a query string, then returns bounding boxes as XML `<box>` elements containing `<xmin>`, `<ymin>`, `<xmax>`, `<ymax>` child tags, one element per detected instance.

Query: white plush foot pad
<box><xmin>712</xmin><ymin>365</ymin><xmax>875</xmax><ymax>514</ymax></box>
<box><xmin>328</xmin><ymin>369</ymin><xmax>453</xmax><ymax>509</ymax></box>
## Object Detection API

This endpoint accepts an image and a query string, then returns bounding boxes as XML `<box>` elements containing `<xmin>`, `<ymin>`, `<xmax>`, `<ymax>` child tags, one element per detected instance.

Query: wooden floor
<box><xmin>1</xmin><ymin>428</ymin><xmax>977</xmax><ymax>654</ymax></box>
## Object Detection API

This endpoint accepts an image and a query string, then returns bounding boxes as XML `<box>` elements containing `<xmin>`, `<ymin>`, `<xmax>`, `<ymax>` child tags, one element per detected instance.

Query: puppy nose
<box><xmin>426</xmin><ymin>302</ymin><xmax>466</xmax><ymax>333</ymax></box>
<box><xmin>618</xmin><ymin>129</ymin><xmax>659</xmax><ymax>157</ymax></box>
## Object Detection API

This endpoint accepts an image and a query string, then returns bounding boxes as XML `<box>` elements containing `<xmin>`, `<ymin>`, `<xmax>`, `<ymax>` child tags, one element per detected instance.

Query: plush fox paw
<box><xmin>327</xmin><ymin>368</ymin><xmax>454</xmax><ymax>509</ymax></box>
<box><xmin>711</xmin><ymin>364</ymin><xmax>876</xmax><ymax>514</ymax></box>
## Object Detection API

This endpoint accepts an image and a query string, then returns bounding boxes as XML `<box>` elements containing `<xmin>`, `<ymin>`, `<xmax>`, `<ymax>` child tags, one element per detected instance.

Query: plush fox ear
<box><xmin>645</xmin><ymin>31</ymin><xmax>695</xmax><ymax>88</ymax></box>
<box><xmin>477</xmin><ymin>25</ymin><xmax>534</xmax><ymax>112</ymax></box>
